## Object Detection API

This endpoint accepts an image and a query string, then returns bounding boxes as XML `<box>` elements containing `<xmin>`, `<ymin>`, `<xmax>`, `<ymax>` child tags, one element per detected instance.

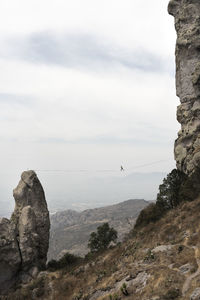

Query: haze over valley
<box><xmin>0</xmin><ymin>0</ymin><xmax>178</xmax><ymax>218</ymax></box>
<box><xmin>0</xmin><ymin>170</ymin><xmax>166</xmax><ymax>217</ymax></box>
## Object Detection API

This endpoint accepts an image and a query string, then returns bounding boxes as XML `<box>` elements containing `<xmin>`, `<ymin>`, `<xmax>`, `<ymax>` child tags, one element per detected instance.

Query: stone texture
<box><xmin>18</xmin><ymin>206</ymin><xmax>39</xmax><ymax>271</ymax></box>
<box><xmin>0</xmin><ymin>218</ymin><xmax>21</xmax><ymax>293</ymax></box>
<box><xmin>190</xmin><ymin>288</ymin><xmax>200</xmax><ymax>300</ymax></box>
<box><xmin>152</xmin><ymin>244</ymin><xmax>173</xmax><ymax>253</ymax></box>
<box><xmin>168</xmin><ymin>0</ymin><xmax>200</xmax><ymax>176</ymax></box>
<box><xmin>179</xmin><ymin>263</ymin><xmax>194</xmax><ymax>274</ymax></box>
<box><xmin>0</xmin><ymin>170</ymin><xmax>50</xmax><ymax>293</ymax></box>
<box><xmin>12</xmin><ymin>170</ymin><xmax>50</xmax><ymax>271</ymax></box>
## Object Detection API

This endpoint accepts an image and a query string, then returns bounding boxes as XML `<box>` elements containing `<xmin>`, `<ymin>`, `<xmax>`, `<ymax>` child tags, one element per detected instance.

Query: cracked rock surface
<box><xmin>168</xmin><ymin>0</ymin><xmax>200</xmax><ymax>176</ymax></box>
<box><xmin>0</xmin><ymin>218</ymin><xmax>21</xmax><ymax>292</ymax></box>
<box><xmin>0</xmin><ymin>171</ymin><xmax>50</xmax><ymax>294</ymax></box>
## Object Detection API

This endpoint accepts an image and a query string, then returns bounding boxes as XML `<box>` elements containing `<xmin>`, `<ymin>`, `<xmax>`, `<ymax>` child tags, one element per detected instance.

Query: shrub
<box><xmin>47</xmin><ymin>252</ymin><xmax>81</xmax><ymax>271</ymax></box>
<box><xmin>120</xmin><ymin>282</ymin><xmax>128</xmax><ymax>296</ymax></box>
<box><xmin>162</xmin><ymin>288</ymin><xmax>180</xmax><ymax>299</ymax></box>
<box><xmin>47</xmin><ymin>259</ymin><xmax>60</xmax><ymax>270</ymax></box>
<box><xmin>59</xmin><ymin>252</ymin><xmax>81</xmax><ymax>267</ymax></box>
<box><xmin>135</xmin><ymin>169</ymin><xmax>187</xmax><ymax>229</ymax></box>
<box><xmin>88</xmin><ymin>223</ymin><xmax>117</xmax><ymax>252</ymax></box>
<box><xmin>134</xmin><ymin>203</ymin><xmax>162</xmax><ymax>228</ymax></box>
<box><xmin>84</xmin><ymin>251</ymin><xmax>96</xmax><ymax>261</ymax></box>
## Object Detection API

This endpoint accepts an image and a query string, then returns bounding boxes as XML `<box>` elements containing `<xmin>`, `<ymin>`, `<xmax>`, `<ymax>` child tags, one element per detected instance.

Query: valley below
<box><xmin>48</xmin><ymin>199</ymin><xmax>150</xmax><ymax>260</ymax></box>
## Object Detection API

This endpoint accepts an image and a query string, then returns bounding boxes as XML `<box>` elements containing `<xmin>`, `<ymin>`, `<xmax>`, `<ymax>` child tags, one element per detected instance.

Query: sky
<box><xmin>0</xmin><ymin>0</ymin><xmax>179</xmax><ymax>216</ymax></box>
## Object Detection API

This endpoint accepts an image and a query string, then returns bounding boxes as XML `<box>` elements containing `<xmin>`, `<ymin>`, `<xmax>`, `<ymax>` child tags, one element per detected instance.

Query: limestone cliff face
<box><xmin>168</xmin><ymin>0</ymin><xmax>200</xmax><ymax>176</ymax></box>
<box><xmin>0</xmin><ymin>171</ymin><xmax>50</xmax><ymax>294</ymax></box>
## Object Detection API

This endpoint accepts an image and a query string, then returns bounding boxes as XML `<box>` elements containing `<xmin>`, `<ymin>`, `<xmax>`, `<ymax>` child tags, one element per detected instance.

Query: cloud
<box><xmin>0</xmin><ymin>0</ymin><xmax>179</xmax><ymax>214</ymax></box>
<box><xmin>0</xmin><ymin>32</ymin><xmax>174</xmax><ymax>74</ymax></box>
<box><xmin>37</xmin><ymin>123</ymin><xmax>175</xmax><ymax>147</ymax></box>
<box><xmin>0</xmin><ymin>57</ymin><xmax>178</xmax><ymax>145</ymax></box>
<box><xmin>0</xmin><ymin>92</ymin><xmax>34</xmax><ymax>106</ymax></box>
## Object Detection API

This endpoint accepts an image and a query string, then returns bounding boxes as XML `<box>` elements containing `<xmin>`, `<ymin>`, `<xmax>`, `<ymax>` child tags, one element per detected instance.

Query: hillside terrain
<box><xmin>1</xmin><ymin>0</ymin><xmax>200</xmax><ymax>299</ymax></box>
<box><xmin>48</xmin><ymin>199</ymin><xmax>150</xmax><ymax>259</ymax></box>
<box><xmin>5</xmin><ymin>196</ymin><xmax>200</xmax><ymax>300</ymax></box>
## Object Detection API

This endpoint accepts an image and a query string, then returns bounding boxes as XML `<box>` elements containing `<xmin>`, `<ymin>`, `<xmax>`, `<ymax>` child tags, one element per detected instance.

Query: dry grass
<box><xmin>4</xmin><ymin>197</ymin><xmax>200</xmax><ymax>300</ymax></box>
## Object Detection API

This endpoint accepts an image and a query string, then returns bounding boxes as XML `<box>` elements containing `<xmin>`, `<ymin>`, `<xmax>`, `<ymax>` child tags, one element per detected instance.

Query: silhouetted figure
<box><xmin>120</xmin><ymin>165</ymin><xmax>124</xmax><ymax>171</ymax></box>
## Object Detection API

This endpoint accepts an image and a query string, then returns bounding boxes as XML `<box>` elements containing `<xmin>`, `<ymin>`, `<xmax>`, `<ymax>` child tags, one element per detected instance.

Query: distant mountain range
<box><xmin>0</xmin><ymin>171</ymin><xmax>166</xmax><ymax>217</ymax></box>
<box><xmin>48</xmin><ymin>199</ymin><xmax>151</xmax><ymax>260</ymax></box>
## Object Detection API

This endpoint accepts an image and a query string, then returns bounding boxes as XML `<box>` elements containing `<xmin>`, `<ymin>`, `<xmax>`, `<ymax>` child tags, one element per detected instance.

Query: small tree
<box><xmin>88</xmin><ymin>223</ymin><xmax>117</xmax><ymax>252</ymax></box>
<box><xmin>156</xmin><ymin>169</ymin><xmax>186</xmax><ymax>210</ymax></box>
<box><xmin>134</xmin><ymin>168</ymin><xmax>187</xmax><ymax>229</ymax></box>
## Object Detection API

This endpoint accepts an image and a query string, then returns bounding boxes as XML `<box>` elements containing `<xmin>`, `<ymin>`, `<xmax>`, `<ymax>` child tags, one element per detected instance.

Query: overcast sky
<box><xmin>0</xmin><ymin>0</ymin><xmax>179</xmax><ymax>215</ymax></box>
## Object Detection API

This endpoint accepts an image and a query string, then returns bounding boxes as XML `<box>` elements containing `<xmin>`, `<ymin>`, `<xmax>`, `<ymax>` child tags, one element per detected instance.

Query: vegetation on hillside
<box><xmin>88</xmin><ymin>222</ymin><xmax>118</xmax><ymax>252</ymax></box>
<box><xmin>47</xmin><ymin>252</ymin><xmax>82</xmax><ymax>271</ymax></box>
<box><xmin>134</xmin><ymin>168</ymin><xmax>200</xmax><ymax>229</ymax></box>
<box><xmin>47</xmin><ymin>222</ymin><xmax>118</xmax><ymax>272</ymax></box>
<box><xmin>6</xmin><ymin>196</ymin><xmax>200</xmax><ymax>300</ymax></box>
<box><xmin>3</xmin><ymin>169</ymin><xmax>200</xmax><ymax>300</ymax></box>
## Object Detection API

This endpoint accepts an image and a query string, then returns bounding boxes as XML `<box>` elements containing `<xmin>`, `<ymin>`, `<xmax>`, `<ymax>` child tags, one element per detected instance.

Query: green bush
<box><xmin>88</xmin><ymin>223</ymin><xmax>117</xmax><ymax>252</ymax></box>
<box><xmin>109</xmin><ymin>294</ymin><xmax>120</xmax><ymax>300</ymax></box>
<box><xmin>120</xmin><ymin>282</ymin><xmax>129</xmax><ymax>296</ymax></box>
<box><xmin>134</xmin><ymin>203</ymin><xmax>162</xmax><ymax>228</ymax></box>
<box><xmin>47</xmin><ymin>252</ymin><xmax>81</xmax><ymax>271</ymax></box>
<box><xmin>47</xmin><ymin>259</ymin><xmax>59</xmax><ymax>270</ymax></box>
<box><xmin>59</xmin><ymin>252</ymin><xmax>81</xmax><ymax>267</ymax></box>
<box><xmin>135</xmin><ymin>169</ymin><xmax>187</xmax><ymax>229</ymax></box>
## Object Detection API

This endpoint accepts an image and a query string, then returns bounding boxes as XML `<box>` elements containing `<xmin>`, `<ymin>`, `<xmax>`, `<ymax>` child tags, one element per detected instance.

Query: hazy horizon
<box><xmin>0</xmin><ymin>169</ymin><xmax>168</xmax><ymax>218</ymax></box>
<box><xmin>0</xmin><ymin>0</ymin><xmax>178</xmax><ymax>217</ymax></box>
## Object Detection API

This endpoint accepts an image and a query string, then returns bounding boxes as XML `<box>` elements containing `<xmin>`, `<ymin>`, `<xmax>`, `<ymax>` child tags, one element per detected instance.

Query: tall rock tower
<box><xmin>12</xmin><ymin>170</ymin><xmax>50</xmax><ymax>272</ymax></box>
<box><xmin>168</xmin><ymin>0</ymin><xmax>200</xmax><ymax>178</ymax></box>
<box><xmin>0</xmin><ymin>171</ymin><xmax>50</xmax><ymax>294</ymax></box>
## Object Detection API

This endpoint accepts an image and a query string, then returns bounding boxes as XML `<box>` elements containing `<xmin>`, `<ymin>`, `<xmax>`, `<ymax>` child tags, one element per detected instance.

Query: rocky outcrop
<box><xmin>168</xmin><ymin>0</ymin><xmax>200</xmax><ymax>177</ymax></box>
<box><xmin>12</xmin><ymin>170</ymin><xmax>50</xmax><ymax>272</ymax></box>
<box><xmin>0</xmin><ymin>218</ymin><xmax>21</xmax><ymax>292</ymax></box>
<box><xmin>0</xmin><ymin>171</ymin><xmax>50</xmax><ymax>294</ymax></box>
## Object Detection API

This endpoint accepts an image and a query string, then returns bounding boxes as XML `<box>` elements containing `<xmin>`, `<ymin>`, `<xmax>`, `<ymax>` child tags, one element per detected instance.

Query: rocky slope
<box><xmin>1</xmin><ymin>0</ymin><xmax>200</xmax><ymax>299</ymax></box>
<box><xmin>48</xmin><ymin>199</ymin><xmax>150</xmax><ymax>259</ymax></box>
<box><xmin>168</xmin><ymin>0</ymin><xmax>200</xmax><ymax>177</ymax></box>
<box><xmin>0</xmin><ymin>171</ymin><xmax>50</xmax><ymax>294</ymax></box>
<box><xmin>5</xmin><ymin>196</ymin><xmax>200</xmax><ymax>300</ymax></box>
